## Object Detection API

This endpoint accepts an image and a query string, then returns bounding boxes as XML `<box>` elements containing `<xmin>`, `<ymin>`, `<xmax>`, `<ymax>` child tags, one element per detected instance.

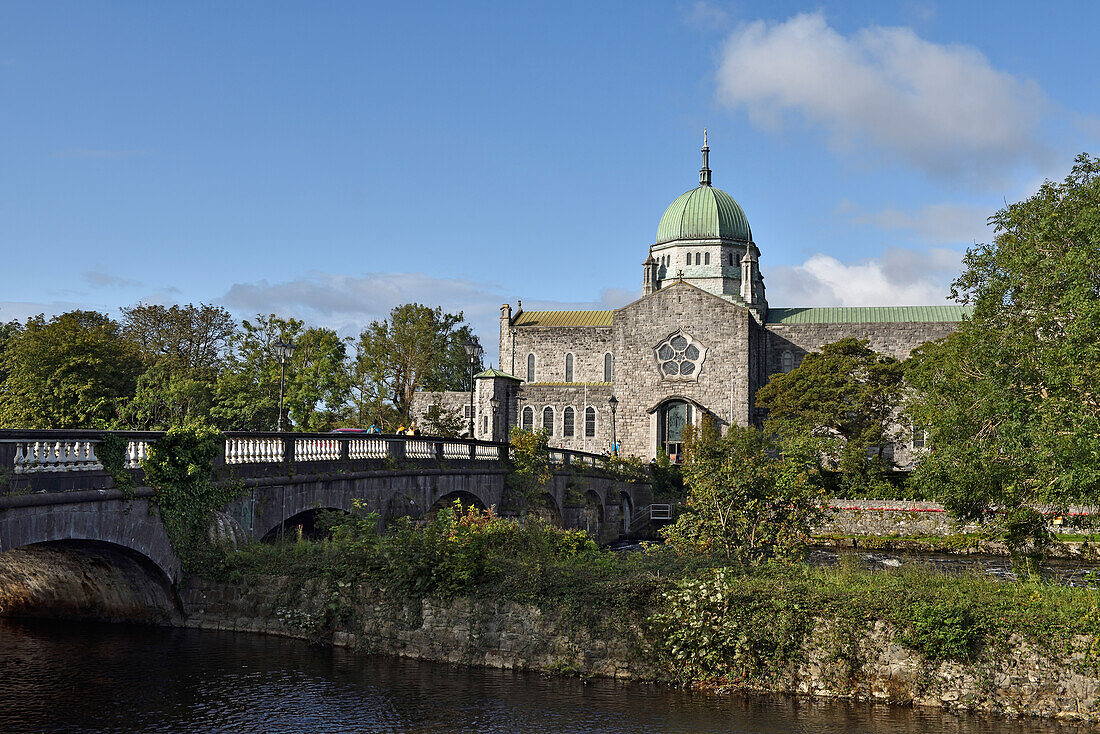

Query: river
<box><xmin>0</xmin><ymin>619</ymin><xmax>1091</xmax><ymax>733</ymax></box>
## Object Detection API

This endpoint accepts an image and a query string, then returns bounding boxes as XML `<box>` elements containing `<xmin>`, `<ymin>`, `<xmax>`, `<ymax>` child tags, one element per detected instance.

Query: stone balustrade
<box><xmin>0</xmin><ymin>429</ymin><xmax>616</xmax><ymax>494</ymax></box>
<box><xmin>1</xmin><ymin>433</ymin><xmax>157</xmax><ymax>475</ymax></box>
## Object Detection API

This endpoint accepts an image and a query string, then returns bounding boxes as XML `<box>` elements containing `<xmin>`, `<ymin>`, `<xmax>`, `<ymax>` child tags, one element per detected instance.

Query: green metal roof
<box><xmin>766</xmin><ymin>306</ymin><xmax>973</xmax><ymax>324</ymax></box>
<box><xmin>474</xmin><ymin>367</ymin><xmax>522</xmax><ymax>381</ymax></box>
<box><xmin>512</xmin><ymin>310</ymin><xmax>614</xmax><ymax>327</ymax></box>
<box><xmin>656</xmin><ymin>185</ymin><xmax>751</xmax><ymax>244</ymax></box>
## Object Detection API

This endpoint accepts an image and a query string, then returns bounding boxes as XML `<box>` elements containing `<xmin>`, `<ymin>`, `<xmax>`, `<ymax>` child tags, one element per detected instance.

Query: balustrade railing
<box><xmin>2</xmin><ymin>435</ymin><xmax>155</xmax><ymax>475</ymax></box>
<box><xmin>225</xmin><ymin>436</ymin><xmax>284</xmax><ymax>464</ymax></box>
<box><xmin>0</xmin><ymin>430</ymin><xmax>611</xmax><ymax>486</ymax></box>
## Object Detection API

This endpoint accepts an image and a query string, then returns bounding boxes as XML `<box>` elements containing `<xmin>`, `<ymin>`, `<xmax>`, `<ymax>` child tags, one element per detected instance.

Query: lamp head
<box><xmin>274</xmin><ymin>340</ymin><xmax>295</xmax><ymax>362</ymax></box>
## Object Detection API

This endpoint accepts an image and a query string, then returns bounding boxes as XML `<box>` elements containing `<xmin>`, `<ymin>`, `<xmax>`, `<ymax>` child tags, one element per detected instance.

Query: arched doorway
<box><xmin>658</xmin><ymin>400</ymin><xmax>693</xmax><ymax>461</ymax></box>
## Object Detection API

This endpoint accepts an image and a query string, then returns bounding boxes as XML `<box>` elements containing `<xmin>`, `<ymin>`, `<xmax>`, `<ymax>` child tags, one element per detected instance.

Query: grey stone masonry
<box><xmin>613</xmin><ymin>281</ymin><xmax>754</xmax><ymax>459</ymax></box>
<box><xmin>511</xmin><ymin>326</ymin><xmax>613</xmax><ymax>384</ymax></box>
<box><xmin>765</xmin><ymin>321</ymin><xmax>960</xmax><ymax>379</ymax></box>
<box><xmin>515</xmin><ymin>383</ymin><xmax>614</xmax><ymax>453</ymax></box>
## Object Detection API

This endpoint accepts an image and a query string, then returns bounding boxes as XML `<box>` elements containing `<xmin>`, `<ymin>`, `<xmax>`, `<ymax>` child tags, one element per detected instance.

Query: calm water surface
<box><xmin>0</xmin><ymin>618</ymin><xmax>1090</xmax><ymax>734</ymax></box>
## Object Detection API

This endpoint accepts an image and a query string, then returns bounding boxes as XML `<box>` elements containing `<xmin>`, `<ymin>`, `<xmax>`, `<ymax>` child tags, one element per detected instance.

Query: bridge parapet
<box><xmin>1</xmin><ymin>430</ymin><xmax>620</xmax><ymax>495</ymax></box>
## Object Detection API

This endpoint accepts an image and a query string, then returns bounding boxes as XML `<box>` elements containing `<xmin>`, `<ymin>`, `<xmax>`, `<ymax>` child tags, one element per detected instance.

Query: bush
<box><xmin>900</xmin><ymin>599</ymin><xmax>984</xmax><ymax>661</ymax></box>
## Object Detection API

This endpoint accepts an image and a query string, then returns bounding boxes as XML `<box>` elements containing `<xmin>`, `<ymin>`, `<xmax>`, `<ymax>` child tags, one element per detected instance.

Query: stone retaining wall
<box><xmin>180</xmin><ymin>576</ymin><xmax>1100</xmax><ymax>722</ymax></box>
<box><xmin>819</xmin><ymin>500</ymin><xmax>975</xmax><ymax>537</ymax></box>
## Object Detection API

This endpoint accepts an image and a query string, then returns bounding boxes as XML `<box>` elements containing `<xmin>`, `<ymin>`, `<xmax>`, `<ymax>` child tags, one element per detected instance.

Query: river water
<box><xmin>0</xmin><ymin>619</ymin><xmax>1091</xmax><ymax>734</ymax></box>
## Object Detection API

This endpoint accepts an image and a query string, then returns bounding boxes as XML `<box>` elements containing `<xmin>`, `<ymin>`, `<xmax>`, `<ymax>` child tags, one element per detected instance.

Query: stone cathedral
<box><xmin>413</xmin><ymin>138</ymin><xmax>967</xmax><ymax>462</ymax></box>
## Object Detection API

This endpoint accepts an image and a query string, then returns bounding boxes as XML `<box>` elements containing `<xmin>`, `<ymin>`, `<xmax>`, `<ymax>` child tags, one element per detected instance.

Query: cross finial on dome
<box><xmin>700</xmin><ymin>130</ymin><xmax>712</xmax><ymax>187</ymax></box>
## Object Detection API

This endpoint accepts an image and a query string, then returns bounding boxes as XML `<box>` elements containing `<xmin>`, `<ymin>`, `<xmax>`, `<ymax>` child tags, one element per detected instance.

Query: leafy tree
<box><xmin>213</xmin><ymin>315</ymin><xmax>349</xmax><ymax>432</ymax></box>
<box><xmin>422</xmin><ymin>399</ymin><xmax>465</xmax><ymax>437</ymax></box>
<box><xmin>119</xmin><ymin>303</ymin><xmax>237</xmax><ymax>429</ymax></box>
<box><xmin>0</xmin><ymin>311</ymin><xmax>140</xmax><ymax>428</ymax></box>
<box><xmin>661</xmin><ymin>421</ymin><xmax>825</xmax><ymax>564</ymax></box>
<box><xmin>504</xmin><ymin>427</ymin><xmax>553</xmax><ymax>514</ymax></box>
<box><xmin>755</xmin><ymin>337</ymin><xmax>905</xmax><ymax>496</ymax></box>
<box><xmin>906</xmin><ymin>154</ymin><xmax>1100</xmax><ymax>573</ymax></box>
<box><xmin>0</xmin><ymin>319</ymin><xmax>21</xmax><ymax>390</ymax></box>
<box><xmin>354</xmin><ymin>303</ymin><xmax>482</xmax><ymax>423</ymax></box>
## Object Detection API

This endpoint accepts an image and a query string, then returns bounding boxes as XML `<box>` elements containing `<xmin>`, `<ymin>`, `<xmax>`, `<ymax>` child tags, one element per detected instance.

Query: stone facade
<box><xmin>412</xmin><ymin>145</ymin><xmax>969</xmax><ymax>461</ymax></box>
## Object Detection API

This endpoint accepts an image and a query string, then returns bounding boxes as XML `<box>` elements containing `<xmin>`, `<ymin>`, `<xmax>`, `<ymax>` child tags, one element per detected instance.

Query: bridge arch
<box><xmin>0</xmin><ymin>497</ymin><xmax>181</xmax><ymax>585</ymax></box>
<box><xmin>428</xmin><ymin>490</ymin><xmax>487</xmax><ymax>514</ymax></box>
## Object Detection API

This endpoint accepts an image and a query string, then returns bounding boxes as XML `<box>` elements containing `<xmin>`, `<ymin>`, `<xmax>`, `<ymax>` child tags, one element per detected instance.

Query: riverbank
<box><xmin>177</xmin><ymin>552</ymin><xmax>1100</xmax><ymax>723</ymax></box>
<box><xmin>813</xmin><ymin>534</ymin><xmax>1100</xmax><ymax>560</ymax></box>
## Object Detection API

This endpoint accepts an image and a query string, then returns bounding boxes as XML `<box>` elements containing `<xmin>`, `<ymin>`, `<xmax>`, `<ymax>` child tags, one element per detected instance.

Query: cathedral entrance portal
<box><xmin>659</xmin><ymin>400</ymin><xmax>692</xmax><ymax>462</ymax></box>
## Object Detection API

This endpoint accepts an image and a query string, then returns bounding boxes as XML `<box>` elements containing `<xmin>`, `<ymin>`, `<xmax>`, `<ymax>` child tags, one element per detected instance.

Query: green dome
<box><xmin>655</xmin><ymin>185</ymin><xmax>751</xmax><ymax>244</ymax></box>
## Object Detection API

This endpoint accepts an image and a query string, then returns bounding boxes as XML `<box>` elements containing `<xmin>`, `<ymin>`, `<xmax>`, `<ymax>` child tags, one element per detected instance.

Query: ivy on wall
<box><xmin>97</xmin><ymin>433</ymin><xmax>134</xmax><ymax>500</ymax></box>
<box><xmin>142</xmin><ymin>425</ymin><xmax>239</xmax><ymax>573</ymax></box>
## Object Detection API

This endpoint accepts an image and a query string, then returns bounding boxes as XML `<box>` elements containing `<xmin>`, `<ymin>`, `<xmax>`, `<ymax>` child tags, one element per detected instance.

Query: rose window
<box><xmin>654</xmin><ymin>331</ymin><xmax>707</xmax><ymax>381</ymax></box>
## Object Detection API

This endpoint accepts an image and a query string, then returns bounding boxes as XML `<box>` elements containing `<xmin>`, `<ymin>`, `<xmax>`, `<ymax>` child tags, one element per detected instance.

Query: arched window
<box><xmin>603</xmin><ymin>352</ymin><xmax>612</xmax><ymax>382</ymax></box>
<box><xmin>694</xmin><ymin>252</ymin><xmax>701</xmax><ymax>265</ymax></box>
<box><xmin>542</xmin><ymin>406</ymin><xmax>554</xmax><ymax>436</ymax></box>
<box><xmin>563</xmin><ymin>407</ymin><xmax>575</xmax><ymax>437</ymax></box>
<box><xmin>781</xmin><ymin>350</ymin><xmax>794</xmax><ymax>373</ymax></box>
<box><xmin>564</xmin><ymin>353</ymin><xmax>573</xmax><ymax>382</ymax></box>
<box><xmin>482</xmin><ymin>415</ymin><xmax>488</xmax><ymax>435</ymax></box>
<box><xmin>585</xmin><ymin>407</ymin><xmax>596</xmax><ymax>437</ymax></box>
<box><xmin>526</xmin><ymin>353</ymin><xmax>535</xmax><ymax>382</ymax></box>
<box><xmin>704</xmin><ymin>252</ymin><xmax>710</xmax><ymax>265</ymax></box>
<box><xmin>521</xmin><ymin>406</ymin><xmax>534</xmax><ymax>431</ymax></box>
<box><xmin>729</xmin><ymin>253</ymin><xmax>734</xmax><ymax>266</ymax></box>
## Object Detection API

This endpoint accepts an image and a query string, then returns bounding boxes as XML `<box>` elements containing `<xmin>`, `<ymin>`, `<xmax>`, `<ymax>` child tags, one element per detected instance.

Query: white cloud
<box><xmin>767</xmin><ymin>247</ymin><xmax>963</xmax><ymax>307</ymax></box>
<box><xmin>846</xmin><ymin>202</ymin><xmax>992</xmax><ymax>244</ymax></box>
<box><xmin>84</xmin><ymin>271</ymin><xmax>142</xmax><ymax>289</ymax></box>
<box><xmin>717</xmin><ymin>12</ymin><xmax>1049</xmax><ymax>182</ymax></box>
<box><xmin>220</xmin><ymin>271</ymin><xmax>638</xmax><ymax>353</ymax></box>
<box><xmin>0</xmin><ymin>300</ymin><xmax>107</xmax><ymax>323</ymax></box>
<box><xmin>685</xmin><ymin>1</ymin><xmax>730</xmax><ymax>30</ymax></box>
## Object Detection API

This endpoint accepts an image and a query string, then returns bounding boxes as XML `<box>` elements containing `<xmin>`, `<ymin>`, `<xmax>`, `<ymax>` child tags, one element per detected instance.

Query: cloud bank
<box><xmin>717</xmin><ymin>12</ymin><xmax>1049</xmax><ymax>183</ymax></box>
<box><xmin>221</xmin><ymin>271</ymin><xmax>638</xmax><ymax>350</ymax></box>
<box><xmin>840</xmin><ymin>200</ymin><xmax>992</xmax><ymax>244</ymax></box>
<box><xmin>767</xmin><ymin>247</ymin><xmax>963</xmax><ymax>307</ymax></box>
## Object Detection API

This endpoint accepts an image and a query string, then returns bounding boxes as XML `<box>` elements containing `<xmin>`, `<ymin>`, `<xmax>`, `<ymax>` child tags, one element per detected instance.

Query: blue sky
<box><xmin>3</xmin><ymin>1</ymin><xmax>1099</xmax><ymax>350</ymax></box>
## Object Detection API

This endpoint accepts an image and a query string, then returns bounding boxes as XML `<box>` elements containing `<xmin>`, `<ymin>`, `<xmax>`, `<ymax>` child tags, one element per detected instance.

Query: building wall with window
<box><xmin>500</xmin><ymin>321</ymin><xmax>613</xmax><ymax>385</ymax></box>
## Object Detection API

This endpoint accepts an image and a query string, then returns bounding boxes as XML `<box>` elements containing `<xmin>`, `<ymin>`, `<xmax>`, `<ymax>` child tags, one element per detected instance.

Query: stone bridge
<box><xmin>0</xmin><ymin>431</ymin><xmax>652</xmax><ymax>598</ymax></box>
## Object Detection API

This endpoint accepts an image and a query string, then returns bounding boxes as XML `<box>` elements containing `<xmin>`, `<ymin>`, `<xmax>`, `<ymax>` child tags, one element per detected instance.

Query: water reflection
<box><xmin>0</xmin><ymin>619</ymin><xmax>1089</xmax><ymax>733</ymax></box>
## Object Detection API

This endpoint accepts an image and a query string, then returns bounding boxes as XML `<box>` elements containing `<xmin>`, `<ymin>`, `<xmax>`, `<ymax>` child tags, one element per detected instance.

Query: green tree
<box><xmin>661</xmin><ymin>421</ymin><xmax>825</xmax><ymax>564</ymax></box>
<box><xmin>755</xmin><ymin>337</ymin><xmax>905</xmax><ymax>496</ymax></box>
<box><xmin>906</xmin><ymin>154</ymin><xmax>1100</xmax><ymax>573</ymax></box>
<box><xmin>0</xmin><ymin>311</ymin><xmax>140</xmax><ymax>428</ymax></box>
<box><xmin>213</xmin><ymin>315</ymin><xmax>349</xmax><ymax>432</ymax></box>
<box><xmin>354</xmin><ymin>303</ymin><xmax>482</xmax><ymax>423</ymax></box>
<box><xmin>422</xmin><ymin>399</ymin><xmax>465</xmax><ymax>437</ymax></box>
<box><xmin>119</xmin><ymin>303</ymin><xmax>237</xmax><ymax>429</ymax></box>
<box><xmin>0</xmin><ymin>319</ymin><xmax>21</xmax><ymax>390</ymax></box>
<box><xmin>505</xmin><ymin>427</ymin><xmax>553</xmax><ymax>514</ymax></box>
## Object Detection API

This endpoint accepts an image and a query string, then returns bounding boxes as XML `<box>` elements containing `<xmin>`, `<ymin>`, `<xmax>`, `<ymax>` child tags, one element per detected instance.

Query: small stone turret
<box><xmin>499</xmin><ymin>303</ymin><xmax>513</xmax><ymax>379</ymax></box>
<box><xmin>642</xmin><ymin>254</ymin><xmax>659</xmax><ymax>296</ymax></box>
<box><xmin>740</xmin><ymin>243</ymin><xmax>758</xmax><ymax>305</ymax></box>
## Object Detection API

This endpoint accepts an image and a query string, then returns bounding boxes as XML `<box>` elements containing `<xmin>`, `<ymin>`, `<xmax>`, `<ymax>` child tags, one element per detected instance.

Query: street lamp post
<box><xmin>274</xmin><ymin>340</ymin><xmax>296</xmax><ymax>432</ymax></box>
<box><xmin>608</xmin><ymin>395</ymin><xmax>619</xmax><ymax>456</ymax></box>
<box><xmin>463</xmin><ymin>337</ymin><xmax>483</xmax><ymax>438</ymax></box>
